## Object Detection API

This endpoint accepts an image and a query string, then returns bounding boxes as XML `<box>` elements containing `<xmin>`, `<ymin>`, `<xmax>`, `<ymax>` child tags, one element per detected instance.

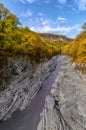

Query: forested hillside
<box><xmin>39</xmin><ymin>33</ymin><xmax>72</xmax><ymax>41</ymax></box>
<box><xmin>0</xmin><ymin>3</ymin><xmax>86</xmax><ymax>65</ymax></box>
<box><xmin>62</xmin><ymin>31</ymin><xmax>86</xmax><ymax>63</ymax></box>
<box><xmin>0</xmin><ymin>3</ymin><xmax>66</xmax><ymax>63</ymax></box>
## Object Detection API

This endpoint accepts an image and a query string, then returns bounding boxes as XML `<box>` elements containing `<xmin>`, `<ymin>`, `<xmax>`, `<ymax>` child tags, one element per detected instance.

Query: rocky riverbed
<box><xmin>0</xmin><ymin>55</ymin><xmax>86</xmax><ymax>130</ymax></box>
<box><xmin>37</xmin><ymin>56</ymin><xmax>86</xmax><ymax>130</ymax></box>
<box><xmin>0</xmin><ymin>56</ymin><xmax>57</xmax><ymax>121</ymax></box>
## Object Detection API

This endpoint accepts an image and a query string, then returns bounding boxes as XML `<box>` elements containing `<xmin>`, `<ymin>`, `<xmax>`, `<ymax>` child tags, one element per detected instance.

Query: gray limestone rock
<box><xmin>0</xmin><ymin>56</ymin><xmax>57</xmax><ymax>121</ymax></box>
<box><xmin>37</xmin><ymin>56</ymin><xmax>86</xmax><ymax>130</ymax></box>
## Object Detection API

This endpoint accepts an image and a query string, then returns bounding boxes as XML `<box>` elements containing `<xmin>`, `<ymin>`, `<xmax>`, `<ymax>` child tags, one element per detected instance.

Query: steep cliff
<box><xmin>0</xmin><ymin>56</ymin><xmax>57</xmax><ymax>121</ymax></box>
<box><xmin>39</xmin><ymin>33</ymin><xmax>72</xmax><ymax>41</ymax></box>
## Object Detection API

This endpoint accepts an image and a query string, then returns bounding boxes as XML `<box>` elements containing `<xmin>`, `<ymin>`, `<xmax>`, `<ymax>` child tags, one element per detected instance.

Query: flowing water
<box><xmin>0</xmin><ymin>57</ymin><xmax>61</xmax><ymax>130</ymax></box>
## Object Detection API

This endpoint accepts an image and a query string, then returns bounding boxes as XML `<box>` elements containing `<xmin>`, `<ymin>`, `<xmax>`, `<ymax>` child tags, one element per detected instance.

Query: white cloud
<box><xmin>19</xmin><ymin>0</ymin><xmax>35</xmax><ymax>4</ymax></box>
<box><xmin>21</xmin><ymin>10</ymin><xmax>33</xmax><ymax>17</ymax></box>
<box><xmin>28</xmin><ymin>17</ymin><xmax>54</xmax><ymax>27</ymax></box>
<box><xmin>26</xmin><ymin>17</ymin><xmax>81</xmax><ymax>37</ymax></box>
<box><xmin>30</xmin><ymin>24</ymin><xmax>80</xmax><ymax>34</ymax></box>
<box><xmin>19</xmin><ymin>0</ymin><xmax>26</xmax><ymax>4</ymax></box>
<box><xmin>26</xmin><ymin>0</ymin><xmax>35</xmax><ymax>3</ymax></box>
<box><xmin>57</xmin><ymin>16</ymin><xmax>68</xmax><ymax>22</ymax></box>
<box><xmin>57</xmin><ymin>0</ymin><xmax>67</xmax><ymax>4</ymax></box>
<box><xmin>38</xmin><ymin>12</ymin><xmax>45</xmax><ymax>16</ymax></box>
<box><xmin>42</xmin><ymin>21</ymin><xmax>49</xmax><ymax>25</ymax></box>
<box><xmin>75</xmin><ymin>0</ymin><xmax>86</xmax><ymax>10</ymax></box>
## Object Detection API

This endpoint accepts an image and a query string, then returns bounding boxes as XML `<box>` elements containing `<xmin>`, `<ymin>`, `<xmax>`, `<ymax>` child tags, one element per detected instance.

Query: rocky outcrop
<box><xmin>37</xmin><ymin>56</ymin><xmax>86</xmax><ymax>130</ymax></box>
<box><xmin>39</xmin><ymin>33</ymin><xmax>72</xmax><ymax>41</ymax></box>
<box><xmin>0</xmin><ymin>56</ymin><xmax>32</xmax><ymax>91</ymax></box>
<box><xmin>0</xmin><ymin>56</ymin><xmax>57</xmax><ymax>121</ymax></box>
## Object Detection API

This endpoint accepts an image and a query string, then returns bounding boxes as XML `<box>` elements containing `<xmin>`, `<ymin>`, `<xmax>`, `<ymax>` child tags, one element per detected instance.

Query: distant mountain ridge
<box><xmin>39</xmin><ymin>33</ymin><xmax>72</xmax><ymax>41</ymax></box>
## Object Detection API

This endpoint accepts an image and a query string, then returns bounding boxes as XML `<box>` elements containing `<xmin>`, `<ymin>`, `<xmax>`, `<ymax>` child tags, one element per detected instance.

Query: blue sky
<box><xmin>0</xmin><ymin>0</ymin><xmax>86</xmax><ymax>38</ymax></box>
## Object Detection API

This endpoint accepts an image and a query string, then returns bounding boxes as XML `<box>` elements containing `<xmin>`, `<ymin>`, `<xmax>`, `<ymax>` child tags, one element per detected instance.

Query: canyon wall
<box><xmin>0</xmin><ymin>56</ymin><xmax>57</xmax><ymax>121</ymax></box>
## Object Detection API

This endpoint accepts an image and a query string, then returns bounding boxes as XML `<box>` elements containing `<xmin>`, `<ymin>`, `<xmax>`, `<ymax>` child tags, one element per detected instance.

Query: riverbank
<box><xmin>37</xmin><ymin>55</ymin><xmax>86</xmax><ymax>130</ymax></box>
<box><xmin>0</xmin><ymin>55</ymin><xmax>86</xmax><ymax>130</ymax></box>
<box><xmin>0</xmin><ymin>56</ymin><xmax>61</xmax><ymax>130</ymax></box>
<box><xmin>0</xmin><ymin>56</ymin><xmax>57</xmax><ymax>121</ymax></box>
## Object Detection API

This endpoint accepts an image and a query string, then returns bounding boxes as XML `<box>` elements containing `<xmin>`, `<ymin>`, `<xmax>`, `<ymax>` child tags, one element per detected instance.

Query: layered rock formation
<box><xmin>37</xmin><ymin>56</ymin><xmax>86</xmax><ymax>130</ymax></box>
<box><xmin>0</xmin><ymin>56</ymin><xmax>57</xmax><ymax>121</ymax></box>
<box><xmin>39</xmin><ymin>33</ymin><xmax>72</xmax><ymax>41</ymax></box>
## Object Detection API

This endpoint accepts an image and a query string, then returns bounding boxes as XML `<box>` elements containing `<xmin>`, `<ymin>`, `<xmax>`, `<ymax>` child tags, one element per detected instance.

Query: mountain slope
<box><xmin>62</xmin><ymin>31</ymin><xmax>86</xmax><ymax>63</ymax></box>
<box><xmin>39</xmin><ymin>33</ymin><xmax>72</xmax><ymax>41</ymax></box>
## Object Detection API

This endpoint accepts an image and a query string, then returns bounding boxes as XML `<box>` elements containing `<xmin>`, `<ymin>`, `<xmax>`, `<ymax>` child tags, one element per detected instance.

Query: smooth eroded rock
<box><xmin>37</xmin><ymin>56</ymin><xmax>86</xmax><ymax>130</ymax></box>
<box><xmin>0</xmin><ymin>56</ymin><xmax>57</xmax><ymax>121</ymax></box>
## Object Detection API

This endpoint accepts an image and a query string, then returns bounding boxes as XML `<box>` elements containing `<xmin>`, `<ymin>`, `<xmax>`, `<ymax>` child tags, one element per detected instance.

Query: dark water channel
<box><xmin>0</xmin><ymin>57</ymin><xmax>61</xmax><ymax>130</ymax></box>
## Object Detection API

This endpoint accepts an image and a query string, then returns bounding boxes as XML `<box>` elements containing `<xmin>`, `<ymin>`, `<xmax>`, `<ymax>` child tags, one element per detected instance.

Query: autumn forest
<box><xmin>0</xmin><ymin>3</ymin><xmax>86</xmax><ymax>64</ymax></box>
